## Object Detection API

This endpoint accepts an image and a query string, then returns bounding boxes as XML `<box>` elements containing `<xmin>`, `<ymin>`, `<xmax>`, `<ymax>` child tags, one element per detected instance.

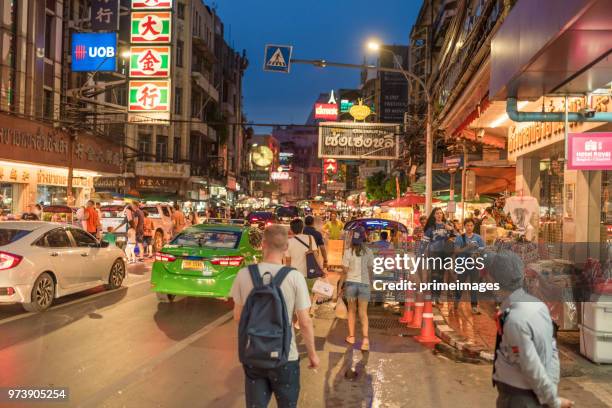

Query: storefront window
<box><xmin>37</xmin><ymin>186</ymin><xmax>75</xmax><ymax>206</ymax></box>
<box><xmin>0</xmin><ymin>184</ymin><xmax>14</xmax><ymax>215</ymax></box>
<box><xmin>539</xmin><ymin>155</ymin><xmax>564</xmax><ymax>250</ymax></box>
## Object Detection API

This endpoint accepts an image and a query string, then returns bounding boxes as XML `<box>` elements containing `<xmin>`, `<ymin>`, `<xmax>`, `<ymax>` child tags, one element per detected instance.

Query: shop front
<box><xmin>509</xmin><ymin>96</ymin><xmax>612</xmax><ymax>260</ymax></box>
<box><xmin>130</xmin><ymin>161</ymin><xmax>190</xmax><ymax>202</ymax></box>
<box><xmin>0</xmin><ymin>113</ymin><xmax>122</xmax><ymax>216</ymax></box>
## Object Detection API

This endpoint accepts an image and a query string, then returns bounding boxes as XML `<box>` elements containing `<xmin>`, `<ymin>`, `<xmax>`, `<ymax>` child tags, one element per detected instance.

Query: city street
<box><xmin>1</xmin><ymin>0</ymin><xmax>612</xmax><ymax>407</ymax></box>
<box><xmin>1</xmin><ymin>262</ymin><xmax>611</xmax><ymax>407</ymax></box>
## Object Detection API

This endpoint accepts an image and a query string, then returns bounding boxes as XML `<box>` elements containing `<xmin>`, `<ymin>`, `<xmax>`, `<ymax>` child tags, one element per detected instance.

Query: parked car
<box><xmin>151</xmin><ymin>223</ymin><xmax>262</xmax><ymax>302</ymax></box>
<box><xmin>0</xmin><ymin>222</ymin><xmax>126</xmax><ymax>312</ymax></box>
<box><xmin>246</xmin><ymin>211</ymin><xmax>276</xmax><ymax>229</ymax></box>
<box><xmin>139</xmin><ymin>204</ymin><xmax>174</xmax><ymax>252</ymax></box>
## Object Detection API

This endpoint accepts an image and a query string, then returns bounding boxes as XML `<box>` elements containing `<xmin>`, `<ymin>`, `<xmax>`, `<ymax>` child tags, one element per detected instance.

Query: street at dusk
<box><xmin>1</xmin><ymin>0</ymin><xmax>612</xmax><ymax>407</ymax></box>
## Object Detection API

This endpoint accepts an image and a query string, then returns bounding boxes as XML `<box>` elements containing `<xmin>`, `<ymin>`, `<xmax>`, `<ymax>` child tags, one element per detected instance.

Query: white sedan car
<box><xmin>0</xmin><ymin>222</ymin><xmax>127</xmax><ymax>312</ymax></box>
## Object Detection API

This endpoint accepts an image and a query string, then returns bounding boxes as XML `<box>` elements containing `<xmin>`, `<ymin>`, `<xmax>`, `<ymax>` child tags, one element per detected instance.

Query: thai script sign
<box><xmin>318</xmin><ymin>122</ymin><xmax>399</xmax><ymax>160</ymax></box>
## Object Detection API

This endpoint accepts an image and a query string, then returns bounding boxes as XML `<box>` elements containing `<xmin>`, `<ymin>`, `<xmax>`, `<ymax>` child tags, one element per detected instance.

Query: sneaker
<box><xmin>472</xmin><ymin>306</ymin><xmax>481</xmax><ymax>315</ymax></box>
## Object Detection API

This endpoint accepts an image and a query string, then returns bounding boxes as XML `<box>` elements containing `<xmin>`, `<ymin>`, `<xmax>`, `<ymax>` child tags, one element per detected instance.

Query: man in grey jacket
<box><xmin>487</xmin><ymin>250</ymin><xmax>574</xmax><ymax>408</ymax></box>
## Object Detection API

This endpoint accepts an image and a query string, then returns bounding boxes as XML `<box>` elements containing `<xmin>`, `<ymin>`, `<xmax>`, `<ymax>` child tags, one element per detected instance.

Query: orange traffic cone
<box><xmin>408</xmin><ymin>293</ymin><xmax>424</xmax><ymax>329</ymax></box>
<box><xmin>399</xmin><ymin>290</ymin><xmax>415</xmax><ymax>324</ymax></box>
<box><xmin>415</xmin><ymin>296</ymin><xmax>441</xmax><ymax>344</ymax></box>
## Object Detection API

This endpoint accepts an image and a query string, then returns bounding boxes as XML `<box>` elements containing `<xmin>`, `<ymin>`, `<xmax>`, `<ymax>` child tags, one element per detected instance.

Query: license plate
<box><xmin>182</xmin><ymin>260</ymin><xmax>204</xmax><ymax>270</ymax></box>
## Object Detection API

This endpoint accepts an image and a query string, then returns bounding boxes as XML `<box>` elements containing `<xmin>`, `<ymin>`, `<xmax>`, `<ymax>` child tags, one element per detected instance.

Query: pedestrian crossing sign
<box><xmin>263</xmin><ymin>45</ymin><xmax>292</xmax><ymax>73</ymax></box>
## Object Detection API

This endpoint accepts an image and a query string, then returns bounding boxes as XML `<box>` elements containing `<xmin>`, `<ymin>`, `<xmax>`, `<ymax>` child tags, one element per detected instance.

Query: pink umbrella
<box><xmin>380</xmin><ymin>193</ymin><xmax>440</xmax><ymax>207</ymax></box>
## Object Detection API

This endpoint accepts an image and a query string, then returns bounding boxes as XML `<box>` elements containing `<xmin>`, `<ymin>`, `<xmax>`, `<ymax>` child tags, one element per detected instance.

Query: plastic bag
<box><xmin>312</xmin><ymin>278</ymin><xmax>334</xmax><ymax>298</ymax></box>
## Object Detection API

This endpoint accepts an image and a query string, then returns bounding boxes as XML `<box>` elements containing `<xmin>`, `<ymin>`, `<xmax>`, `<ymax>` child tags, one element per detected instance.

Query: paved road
<box><xmin>1</xmin><ymin>262</ymin><xmax>610</xmax><ymax>408</ymax></box>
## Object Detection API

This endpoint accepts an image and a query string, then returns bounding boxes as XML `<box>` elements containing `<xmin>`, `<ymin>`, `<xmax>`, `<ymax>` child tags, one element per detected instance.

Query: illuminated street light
<box><xmin>366</xmin><ymin>40</ymin><xmax>381</xmax><ymax>52</ymax></box>
<box><xmin>364</xmin><ymin>40</ymin><xmax>434</xmax><ymax>214</ymax></box>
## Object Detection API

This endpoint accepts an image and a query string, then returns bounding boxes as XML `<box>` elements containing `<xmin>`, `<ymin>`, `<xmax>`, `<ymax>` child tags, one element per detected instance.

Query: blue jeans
<box><xmin>243</xmin><ymin>360</ymin><xmax>300</xmax><ymax>408</ymax></box>
<box><xmin>455</xmin><ymin>268</ymin><xmax>479</xmax><ymax>306</ymax></box>
<box><xmin>344</xmin><ymin>281</ymin><xmax>371</xmax><ymax>301</ymax></box>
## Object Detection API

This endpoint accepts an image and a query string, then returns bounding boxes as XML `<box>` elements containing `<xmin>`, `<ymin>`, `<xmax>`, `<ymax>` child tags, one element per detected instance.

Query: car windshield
<box><xmin>276</xmin><ymin>207</ymin><xmax>299</xmax><ymax>218</ymax></box>
<box><xmin>0</xmin><ymin>229</ymin><xmax>32</xmax><ymax>247</ymax></box>
<box><xmin>142</xmin><ymin>206</ymin><xmax>161</xmax><ymax>218</ymax></box>
<box><xmin>171</xmin><ymin>230</ymin><xmax>241</xmax><ymax>249</ymax></box>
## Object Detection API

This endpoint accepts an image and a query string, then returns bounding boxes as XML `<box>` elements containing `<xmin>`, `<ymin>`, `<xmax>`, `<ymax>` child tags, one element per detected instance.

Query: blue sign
<box><xmin>71</xmin><ymin>33</ymin><xmax>117</xmax><ymax>72</ymax></box>
<box><xmin>263</xmin><ymin>45</ymin><xmax>292</xmax><ymax>73</ymax></box>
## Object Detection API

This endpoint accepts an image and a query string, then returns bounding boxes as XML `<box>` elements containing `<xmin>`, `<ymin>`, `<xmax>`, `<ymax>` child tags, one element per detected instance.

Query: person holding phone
<box><xmin>454</xmin><ymin>218</ymin><xmax>485</xmax><ymax>314</ymax></box>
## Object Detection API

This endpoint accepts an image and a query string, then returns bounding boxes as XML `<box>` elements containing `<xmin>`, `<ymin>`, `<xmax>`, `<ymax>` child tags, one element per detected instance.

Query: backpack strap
<box><xmin>248</xmin><ymin>264</ymin><xmax>264</xmax><ymax>288</ymax></box>
<box><xmin>272</xmin><ymin>266</ymin><xmax>294</xmax><ymax>287</ymax></box>
<box><xmin>294</xmin><ymin>236</ymin><xmax>310</xmax><ymax>250</ymax></box>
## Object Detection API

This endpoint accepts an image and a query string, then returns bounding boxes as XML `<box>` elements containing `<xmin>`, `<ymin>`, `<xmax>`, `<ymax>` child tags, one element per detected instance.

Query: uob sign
<box><xmin>71</xmin><ymin>33</ymin><xmax>117</xmax><ymax>72</ymax></box>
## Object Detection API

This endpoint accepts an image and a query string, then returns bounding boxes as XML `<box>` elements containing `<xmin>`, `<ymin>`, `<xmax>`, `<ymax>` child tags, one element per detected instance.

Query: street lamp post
<box><xmin>366</xmin><ymin>41</ymin><xmax>434</xmax><ymax>215</ymax></box>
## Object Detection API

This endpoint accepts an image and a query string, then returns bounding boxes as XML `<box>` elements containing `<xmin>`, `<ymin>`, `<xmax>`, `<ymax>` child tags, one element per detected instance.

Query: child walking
<box><xmin>125</xmin><ymin>227</ymin><xmax>137</xmax><ymax>264</ymax></box>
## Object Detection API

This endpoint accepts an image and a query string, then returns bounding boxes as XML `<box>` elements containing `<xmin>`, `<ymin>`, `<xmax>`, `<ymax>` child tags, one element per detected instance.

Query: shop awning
<box><xmin>491</xmin><ymin>0</ymin><xmax>612</xmax><ymax>99</ymax></box>
<box><xmin>471</xmin><ymin>167</ymin><xmax>515</xmax><ymax>194</ymax></box>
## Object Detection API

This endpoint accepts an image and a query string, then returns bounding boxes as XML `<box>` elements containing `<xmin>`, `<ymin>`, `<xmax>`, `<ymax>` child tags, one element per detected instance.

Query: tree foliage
<box><xmin>365</xmin><ymin>171</ymin><xmax>408</xmax><ymax>202</ymax></box>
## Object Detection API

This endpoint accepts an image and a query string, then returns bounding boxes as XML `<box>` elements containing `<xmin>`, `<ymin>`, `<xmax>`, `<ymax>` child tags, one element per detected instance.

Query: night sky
<box><xmin>214</xmin><ymin>0</ymin><xmax>421</xmax><ymax>131</ymax></box>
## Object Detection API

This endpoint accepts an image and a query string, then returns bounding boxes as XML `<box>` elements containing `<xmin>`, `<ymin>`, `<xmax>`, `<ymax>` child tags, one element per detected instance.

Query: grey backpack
<box><xmin>238</xmin><ymin>264</ymin><xmax>293</xmax><ymax>368</ymax></box>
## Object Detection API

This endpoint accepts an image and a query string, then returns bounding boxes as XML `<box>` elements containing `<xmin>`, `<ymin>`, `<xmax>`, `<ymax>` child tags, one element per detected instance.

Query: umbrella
<box><xmin>380</xmin><ymin>193</ymin><xmax>440</xmax><ymax>207</ymax></box>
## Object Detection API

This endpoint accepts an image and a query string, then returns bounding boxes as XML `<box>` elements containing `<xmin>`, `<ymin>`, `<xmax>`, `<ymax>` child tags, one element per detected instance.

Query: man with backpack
<box><xmin>231</xmin><ymin>225</ymin><xmax>319</xmax><ymax>408</ymax></box>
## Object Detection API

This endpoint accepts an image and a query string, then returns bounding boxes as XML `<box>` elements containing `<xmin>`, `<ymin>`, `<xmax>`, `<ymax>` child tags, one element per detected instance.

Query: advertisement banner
<box><xmin>128</xmin><ymin>80</ymin><xmax>171</xmax><ymax>112</ymax></box>
<box><xmin>567</xmin><ymin>132</ymin><xmax>612</xmax><ymax>170</ymax></box>
<box><xmin>91</xmin><ymin>0</ymin><xmax>119</xmax><ymax>31</ymax></box>
<box><xmin>71</xmin><ymin>33</ymin><xmax>117</xmax><ymax>72</ymax></box>
<box><xmin>131</xmin><ymin>0</ymin><xmax>173</xmax><ymax>9</ymax></box>
<box><xmin>129</xmin><ymin>46</ymin><xmax>171</xmax><ymax>77</ymax></box>
<box><xmin>318</xmin><ymin>122</ymin><xmax>399</xmax><ymax>160</ymax></box>
<box><xmin>314</xmin><ymin>103</ymin><xmax>338</xmax><ymax>120</ymax></box>
<box><xmin>130</xmin><ymin>11</ymin><xmax>172</xmax><ymax>43</ymax></box>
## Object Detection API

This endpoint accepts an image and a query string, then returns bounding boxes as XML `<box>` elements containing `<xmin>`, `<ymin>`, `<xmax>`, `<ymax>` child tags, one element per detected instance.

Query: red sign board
<box><xmin>315</xmin><ymin>103</ymin><xmax>338</xmax><ymax>120</ymax></box>
<box><xmin>567</xmin><ymin>132</ymin><xmax>612</xmax><ymax>170</ymax></box>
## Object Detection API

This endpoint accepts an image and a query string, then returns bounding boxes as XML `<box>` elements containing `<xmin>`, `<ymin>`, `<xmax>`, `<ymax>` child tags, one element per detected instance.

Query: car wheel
<box><xmin>153</xmin><ymin>230</ymin><xmax>164</xmax><ymax>253</ymax></box>
<box><xmin>22</xmin><ymin>273</ymin><xmax>55</xmax><ymax>312</ymax></box>
<box><xmin>105</xmin><ymin>260</ymin><xmax>125</xmax><ymax>290</ymax></box>
<box><xmin>156</xmin><ymin>293</ymin><xmax>176</xmax><ymax>303</ymax></box>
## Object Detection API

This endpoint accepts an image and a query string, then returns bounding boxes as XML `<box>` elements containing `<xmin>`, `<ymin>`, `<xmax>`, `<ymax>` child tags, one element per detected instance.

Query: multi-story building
<box><xmin>123</xmin><ymin>1</ymin><xmax>248</xmax><ymax>204</ymax></box>
<box><xmin>0</xmin><ymin>0</ymin><xmax>123</xmax><ymax>215</ymax></box>
<box><xmin>272</xmin><ymin>125</ymin><xmax>321</xmax><ymax>202</ymax></box>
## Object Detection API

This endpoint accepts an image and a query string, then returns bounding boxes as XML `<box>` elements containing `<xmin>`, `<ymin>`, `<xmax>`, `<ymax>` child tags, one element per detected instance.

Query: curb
<box><xmin>432</xmin><ymin>308</ymin><xmax>494</xmax><ymax>363</ymax></box>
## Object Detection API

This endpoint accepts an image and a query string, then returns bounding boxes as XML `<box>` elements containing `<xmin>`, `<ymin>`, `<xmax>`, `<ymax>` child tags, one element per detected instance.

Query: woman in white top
<box><xmin>342</xmin><ymin>226</ymin><xmax>374</xmax><ymax>351</ymax></box>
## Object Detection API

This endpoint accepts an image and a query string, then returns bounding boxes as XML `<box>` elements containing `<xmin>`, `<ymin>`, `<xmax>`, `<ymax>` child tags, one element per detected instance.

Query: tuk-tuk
<box><xmin>340</xmin><ymin>218</ymin><xmax>411</xmax><ymax>303</ymax></box>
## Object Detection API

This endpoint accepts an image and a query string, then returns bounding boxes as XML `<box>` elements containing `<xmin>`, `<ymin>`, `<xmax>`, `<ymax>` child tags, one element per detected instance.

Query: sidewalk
<box><xmin>432</xmin><ymin>300</ymin><xmax>612</xmax><ymax>405</ymax></box>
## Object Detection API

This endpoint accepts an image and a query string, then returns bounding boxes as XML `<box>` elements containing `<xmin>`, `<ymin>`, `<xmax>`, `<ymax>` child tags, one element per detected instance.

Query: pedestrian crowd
<box><xmin>230</xmin><ymin>207</ymin><xmax>573</xmax><ymax>408</ymax></box>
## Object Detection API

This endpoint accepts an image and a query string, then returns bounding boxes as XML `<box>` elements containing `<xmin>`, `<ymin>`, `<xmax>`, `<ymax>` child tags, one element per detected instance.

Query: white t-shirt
<box><xmin>342</xmin><ymin>247</ymin><xmax>374</xmax><ymax>284</ymax></box>
<box><xmin>284</xmin><ymin>234</ymin><xmax>318</xmax><ymax>277</ymax></box>
<box><xmin>504</xmin><ymin>196</ymin><xmax>539</xmax><ymax>230</ymax></box>
<box><xmin>230</xmin><ymin>262</ymin><xmax>311</xmax><ymax>361</ymax></box>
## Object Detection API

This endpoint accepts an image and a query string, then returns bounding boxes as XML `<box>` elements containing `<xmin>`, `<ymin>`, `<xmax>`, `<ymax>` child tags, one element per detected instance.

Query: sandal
<box><xmin>361</xmin><ymin>337</ymin><xmax>370</xmax><ymax>351</ymax></box>
<box><xmin>345</xmin><ymin>336</ymin><xmax>355</xmax><ymax>345</ymax></box>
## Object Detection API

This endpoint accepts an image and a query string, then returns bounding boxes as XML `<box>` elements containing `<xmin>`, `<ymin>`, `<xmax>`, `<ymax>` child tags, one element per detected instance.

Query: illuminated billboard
<box><xmin>71</xmin><ymin>33</ymin><xmax>117</xmax><ymax>72</ymax></box>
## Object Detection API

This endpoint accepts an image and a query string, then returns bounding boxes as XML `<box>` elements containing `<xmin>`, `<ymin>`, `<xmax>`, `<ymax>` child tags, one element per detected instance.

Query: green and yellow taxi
<box><xmin>151</xmin><ymin>223</ymin><xmax>262</xmax><ymax>302</ymax></box>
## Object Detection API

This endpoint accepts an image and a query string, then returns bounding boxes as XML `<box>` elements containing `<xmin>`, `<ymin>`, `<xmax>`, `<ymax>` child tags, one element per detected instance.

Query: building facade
<box><xmin>0</xmin><ymin>0</ymin><xmax>122</xmax><ymax>215</ymax></box>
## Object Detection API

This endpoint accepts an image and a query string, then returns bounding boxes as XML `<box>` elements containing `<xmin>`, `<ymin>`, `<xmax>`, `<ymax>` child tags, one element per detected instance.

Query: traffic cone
<box><xmin>415</xmin><ymin>296</ymin><xmax>441</xmax><ymax>344</ymax></box>
<box><xmin>408</xmin><ymin>293</ymin><xmax>424</xmax><ymax>329</ymax></box>
<box><xmin>399</xmin><ymin>290</ymin><xmax>415</xmax><ymax>324</ymax></box>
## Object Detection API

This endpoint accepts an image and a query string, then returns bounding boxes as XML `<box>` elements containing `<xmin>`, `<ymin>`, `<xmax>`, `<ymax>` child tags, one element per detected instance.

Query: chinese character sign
<box><xmin>128</xmin><ymin>80</ymin><xmax>170</xmax><ymax>112</ymax></box>
<box><xmin>129</xmin><ymin>46</ymin><xmax>170</xmax><ymax>77</ymax></box>
<box><xmin>131</xmin><ymin>0</ymin><xmax>173</xmax><ymax>9</ymax></box>
<box><xmin>130</xmin><ymin>12</ymin><xmax>171</xmax><ymax>43</ymax></box>
<box><xmin>91</xmin><ymin>0</ymin><xmax>119</xmax><ymax>31</ymax></box>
